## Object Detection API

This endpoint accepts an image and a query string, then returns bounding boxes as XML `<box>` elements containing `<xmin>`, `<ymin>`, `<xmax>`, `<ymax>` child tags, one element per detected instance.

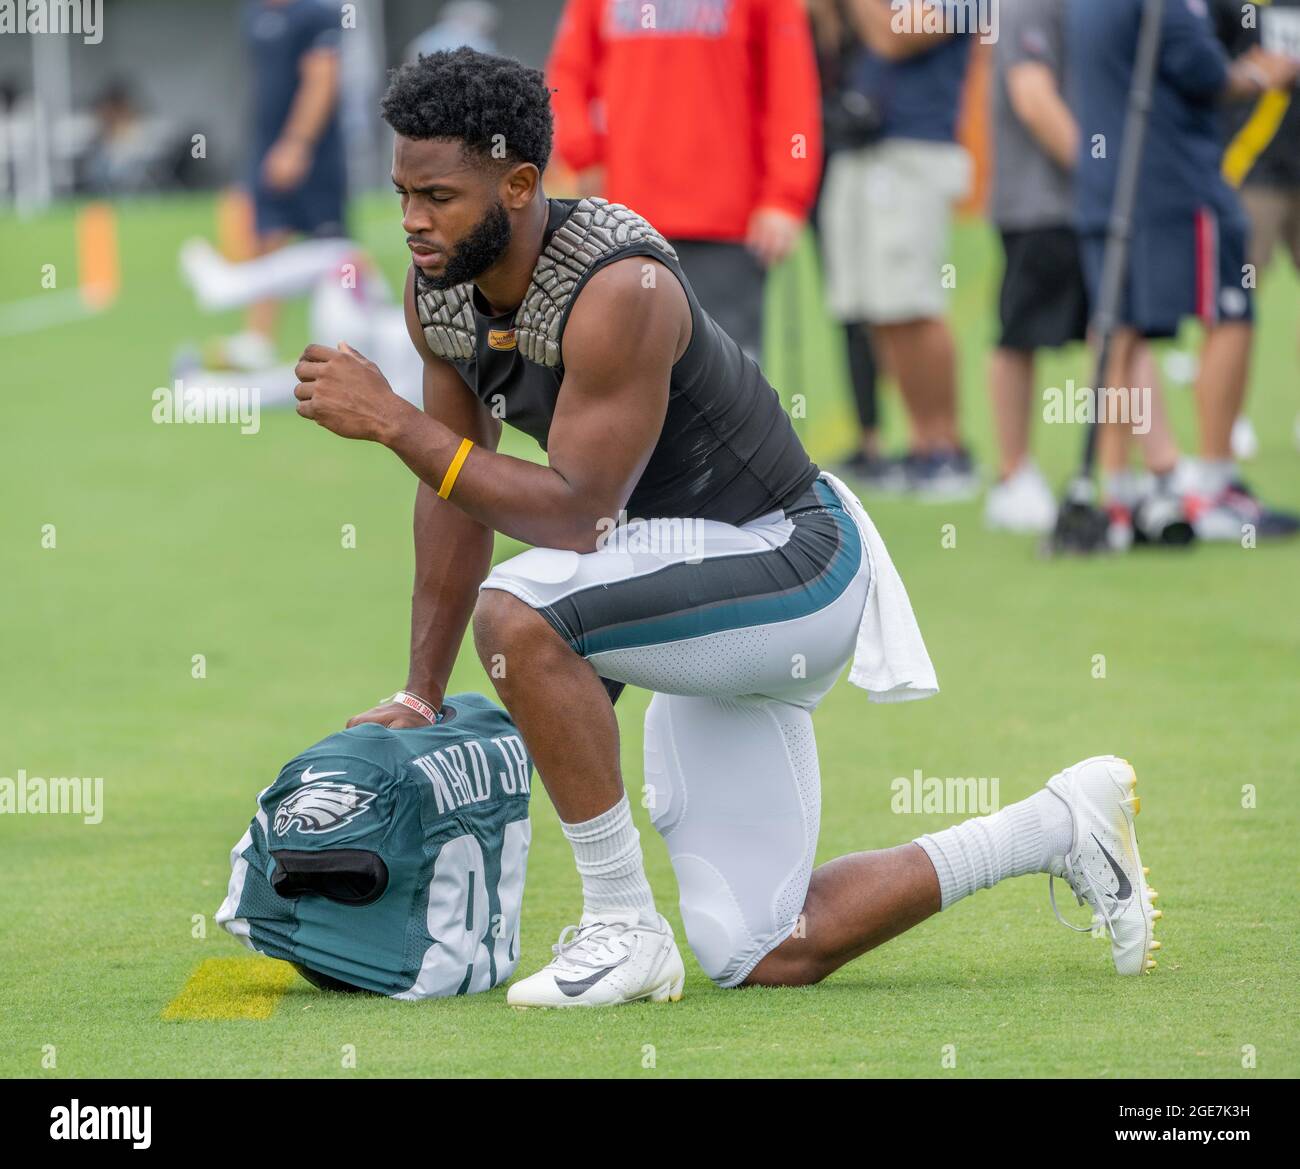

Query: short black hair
<box><xmin>381</xmin><ymin>47</ymin><xmax>553</xmax><ymax>173</ymax></box>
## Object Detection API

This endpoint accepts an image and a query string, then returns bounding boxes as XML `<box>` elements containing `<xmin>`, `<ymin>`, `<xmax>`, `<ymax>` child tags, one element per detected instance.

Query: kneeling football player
<box><xmin>292</xmin><ymin>50</ymin><xmax>1159</xmax><ymax>1006</ymax></box>
<box><xmin>216</xmin><ymin>691</ymin><xmax>532</xmax><ymax>999</ymax></box>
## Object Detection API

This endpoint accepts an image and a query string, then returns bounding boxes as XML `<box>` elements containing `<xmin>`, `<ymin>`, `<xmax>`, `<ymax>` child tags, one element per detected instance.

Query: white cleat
<box><xmin>1044</xmin><ymin>755</ymin><xmax>1159</xmax><ymax>975</ymax></box>
<box><xmin>984</xmin><ymin>460</ymin><xmax>1058</xmax><ymax>534</ymax></box>
<box><xmin>506</xmin><ymin>910</ymin><xmax>686</xmax><ymax>1008</ymax></box>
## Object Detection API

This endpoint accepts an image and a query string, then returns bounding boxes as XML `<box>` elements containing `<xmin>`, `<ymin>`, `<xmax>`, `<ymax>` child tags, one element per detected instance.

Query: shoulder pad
<box><xmin>516</xmin><ymin>198</ymin><xmax>678</xmax><ymax>369</ymax></box>
<box><xmin>414</xmin><ymin>279</ymin><xmax>476</xmax><ymax>363</ymax></box>
<box><xmin>412</xmin><ymin>198</ymin><xmax>677</xmax><ymax>369</ymax></box>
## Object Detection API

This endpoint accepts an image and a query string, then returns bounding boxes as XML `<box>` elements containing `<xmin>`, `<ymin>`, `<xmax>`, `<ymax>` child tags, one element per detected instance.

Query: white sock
<box><xmin>1192</xmin><ymin>457</ymin><xmax>1237</xmax><ymax>497</ymax></box>
<box><xmin>915</xmin><ymin>789</ymin><xmax>1073</xmax><ymax>910</ymax></box>
<box><xmin>560</xmin><ymin>794</ymin><xmax>658</xmax><ymax>925</ymax></box>
<box><xmin>1102</xmin><ymin>469</ymin><xmax>1142</xmax><ymax>507</ymax></box>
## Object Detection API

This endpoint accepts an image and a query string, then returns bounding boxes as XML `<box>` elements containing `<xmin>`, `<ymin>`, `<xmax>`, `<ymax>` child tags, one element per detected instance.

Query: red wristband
<box><xmin>390</xmin><ymin>690</ymin><xmax>439</xmax><ymax>724</ymax></box>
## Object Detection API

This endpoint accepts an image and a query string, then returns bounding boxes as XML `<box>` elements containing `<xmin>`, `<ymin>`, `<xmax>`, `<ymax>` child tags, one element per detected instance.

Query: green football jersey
<box><xmin>216</xmin><ymin>692</ymin><xmax>532</xmax><ymax>999</ymax></box>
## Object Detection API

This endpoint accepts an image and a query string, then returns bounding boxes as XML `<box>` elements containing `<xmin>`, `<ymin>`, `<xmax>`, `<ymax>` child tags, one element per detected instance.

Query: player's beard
<box><xmin>422</xmin><ymin>199</ymin><xmax>512</xmax><ymax>290</ymax></box>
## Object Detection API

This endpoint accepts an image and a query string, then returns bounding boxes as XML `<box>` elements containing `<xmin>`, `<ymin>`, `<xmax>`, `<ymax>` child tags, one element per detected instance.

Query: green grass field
<box><xmin>2</xmin><ymin>194</ymin><xmax>1298</xmax><ymax>1078</ymax></box>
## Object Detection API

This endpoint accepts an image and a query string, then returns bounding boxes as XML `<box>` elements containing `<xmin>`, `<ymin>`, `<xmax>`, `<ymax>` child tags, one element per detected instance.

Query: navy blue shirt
<box><xmin>1068</xmin><ymin>0</ymin><xmax>1233</xmax><ymax>232</ymax></box>
<box><xmin>849</xmin><ymin>32</ymin><xmax>971</xmax><ymax>143</ymax></box>
<box><xmin>244</xmin><ymin>0</ymin><xmax>344</xmax><ymax>178</ymax></box>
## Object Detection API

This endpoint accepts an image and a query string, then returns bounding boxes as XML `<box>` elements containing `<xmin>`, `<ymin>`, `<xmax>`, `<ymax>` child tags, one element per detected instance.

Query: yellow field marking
<box><xmin>162</xmin><ymin>957</ymin><xmax>295</xmax><ymax>1021</ymax></box>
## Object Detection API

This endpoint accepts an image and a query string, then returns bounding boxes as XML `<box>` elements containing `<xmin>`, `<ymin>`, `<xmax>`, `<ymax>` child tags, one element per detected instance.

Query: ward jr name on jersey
<box><xmin>411</xmin><ymin>732</ymin><xmax>531</xmax><ymax>816</ymax></box>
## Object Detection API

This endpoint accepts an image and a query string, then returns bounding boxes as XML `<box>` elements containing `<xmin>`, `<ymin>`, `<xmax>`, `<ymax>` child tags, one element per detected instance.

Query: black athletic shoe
<box><xmin>1132</xmin><ymin>485</ymin><xmax>1196</xmax><ymax>547</ymax></box>
<box><xmin>835</xmin><ymin>450</ymin><xmax>908</xmax><ymax>494</ymax></box>
<box><xmin>904</xmin><ymin>447</ymin><xmax>979</xmax><ymax>502</ymax></box>
<box><xmin>1191</xmin><ymin>480</ymin><xmax>1300</xmax><ymax>541</ymax></box>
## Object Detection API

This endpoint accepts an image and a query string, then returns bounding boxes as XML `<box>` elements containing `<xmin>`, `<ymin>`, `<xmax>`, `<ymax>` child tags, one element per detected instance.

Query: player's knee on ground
<box><xmin>738</xmin><ymin>881</ymin><xmax>837</xmax><ymax>988</ymax></box>
<box><xmin>739</xmin><ymin>949</ymin><xmax>827</xmax><ymax>989</ymax></box>
<box><xmin>644</xmin><ymin>692</ymin><xmax>820</xmax><ymax>988</ymax></box>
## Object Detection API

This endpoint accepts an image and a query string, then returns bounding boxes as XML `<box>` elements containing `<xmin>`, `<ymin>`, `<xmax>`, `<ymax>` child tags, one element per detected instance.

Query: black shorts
<box><xmin>997</xmin><ymin>226</ymin><xmax>1090</xmax><ymax>351</ymax></box>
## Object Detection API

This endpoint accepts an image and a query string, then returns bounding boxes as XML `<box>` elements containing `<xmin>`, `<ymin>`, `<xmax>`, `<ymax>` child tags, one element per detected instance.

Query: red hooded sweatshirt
<box><xmin>547</xmin><ymin>0</ymin><xmax>823</xmax><ymax>241</ymax></box>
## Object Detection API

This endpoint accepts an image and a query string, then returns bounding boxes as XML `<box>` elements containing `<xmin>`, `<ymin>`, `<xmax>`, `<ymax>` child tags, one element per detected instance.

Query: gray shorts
<box><xmin>820</xmin><ymin>138</ymin><xmax>971</xmax><ymax>323</ymax></box>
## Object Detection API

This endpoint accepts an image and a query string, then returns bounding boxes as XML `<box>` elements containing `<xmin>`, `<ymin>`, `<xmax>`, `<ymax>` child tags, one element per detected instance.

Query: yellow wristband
<box><xmin>437</xmin><ymin>437</ymin><xmax>474</xmax><ymax>499</ymax></box>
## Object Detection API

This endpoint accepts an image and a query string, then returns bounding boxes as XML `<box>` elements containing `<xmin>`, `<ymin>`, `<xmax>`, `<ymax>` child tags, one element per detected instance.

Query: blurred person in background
<box><xmin>985</xmin><ymin>0</ymin><xmax>1088</xmax><ymax>532</ymax></box>
<box><xmin>807</xmin><ymin>0</ymin><xmax>891</xmax><ymax>488</ymax></box>
<box><xmin>986</xmin><ymin>0</ymin><xmax>1185</xmax><ymax>542</ymax></box>
<box><xmin>82</xmin><ymin>82</ymin><xmax>152</xmax><ymax>194</ymax></box>
<box><xmin>1068</xmin><ymin>0</ymin><xmax>1300</xmax><ymax>541</ymax></box>
<box><xmin>225</xmin><ymin>0</ymin><xmax>345</xmax><ymax>372</ymax></box>
<box><xmin>546</xmin><ymin>0</ymin><xmax>822</xmax><ymax>365</ymax></box>
<box><xmin>821</xmin><ymin>0</ymin><xmax>977</xmax><ymax>499</ymax></box>
<box><xmin>1213</xmin><ymin>0</ymin><xmax>1300</xmax><ymax>456</ymax></box>
<box><xmin>176</xmin><ymin>235</ymin><xmax>422</xmax><ymax>410</ymax></box>
<box><xmin>79</xmin><ymin>80</ymin><xmax>208</xmax><ymax>195</ymax></box>
<box><xmin>406</xmin><ymin>0</ymin><xmax>500</xmax><ymax>61</ymax></box>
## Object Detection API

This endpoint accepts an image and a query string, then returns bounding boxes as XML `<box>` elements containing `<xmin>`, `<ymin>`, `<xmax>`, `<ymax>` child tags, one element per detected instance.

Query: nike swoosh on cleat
<box><xmin>1091</xmin><ymin>833</ymin><xmax>1133</xmax><ymax>901</ymax></box>
<box><xmin>554</xmin><ymin>956</ymin><xmax>629</xmax><ymax>998</ymax></box>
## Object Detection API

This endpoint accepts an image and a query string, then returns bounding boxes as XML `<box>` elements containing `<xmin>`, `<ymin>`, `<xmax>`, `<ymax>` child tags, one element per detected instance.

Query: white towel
<box><xmin>820</xmin><ymin>471</ymin><xmax>939</xmax><ymax>703</ymax></box>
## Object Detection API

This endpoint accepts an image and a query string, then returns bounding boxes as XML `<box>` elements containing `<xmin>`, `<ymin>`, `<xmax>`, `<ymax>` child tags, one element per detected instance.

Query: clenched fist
<box><xmin>294</xmin><ymin>342</ymin><xmax>414</xmax><ymax>443</ymax></box>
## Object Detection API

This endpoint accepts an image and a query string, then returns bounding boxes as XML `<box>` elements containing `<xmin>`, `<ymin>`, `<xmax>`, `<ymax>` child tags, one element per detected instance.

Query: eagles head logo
<box><xmin>274</xmin><ymin>782</ymin><xmax>377</xmax><ymax>837</ymax></box>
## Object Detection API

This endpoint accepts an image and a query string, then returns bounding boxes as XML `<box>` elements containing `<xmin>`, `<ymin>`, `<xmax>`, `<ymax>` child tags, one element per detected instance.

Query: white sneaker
<box><xmin>179</xmin><ymin>237</ymin><xmax>235</xmax><ymax>312</ymax></box>
<box><xmin>506</xmin><ymin>910</ymin><xmax>686</xmax><ymax>1008</ymax></box>
<box><xmin>219</xmin><ymin>330</ymin><xmax>278</xmax><ymax>372</ymax></box>
<box><xmin>1045</xmin><ymin>756</ymin><xmax>1160</xmax><ymax>976</ymax></box>
<box><xmin>985</xmin><ymin>461</ymin><xmax>1057</xmax><ymax>534</ymax></box>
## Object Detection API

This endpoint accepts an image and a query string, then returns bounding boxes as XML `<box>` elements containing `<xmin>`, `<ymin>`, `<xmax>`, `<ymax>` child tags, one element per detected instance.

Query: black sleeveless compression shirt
<box><xmin>413</xmin><ymin>197</ymin><xmax>818</xmax><ymax>526</ymax></box>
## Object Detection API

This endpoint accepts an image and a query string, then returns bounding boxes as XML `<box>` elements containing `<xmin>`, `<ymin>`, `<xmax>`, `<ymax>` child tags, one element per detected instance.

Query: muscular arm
<box><xmin>401</xmin><ymin>271</ymin><xmax>500</xmax><ymax>706</ymax></box>
<box><xmin>296</xmin><ymin>253</ymin><xmax>686</xmax><ymax>547</ymax></box>
<box><xmin>301</xmin><ymin>259</ymin><xmax>685</xmax><ymax>722</ymax></box>
<box><xmin>385</xmin><ymin>259</ymin><xmax>683</xmax><ymax>552</ymax></box>
<box><xmin>340</xmin><ymin>272</ymin><xmax>499</xmax><ymax>724</ymax></box>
